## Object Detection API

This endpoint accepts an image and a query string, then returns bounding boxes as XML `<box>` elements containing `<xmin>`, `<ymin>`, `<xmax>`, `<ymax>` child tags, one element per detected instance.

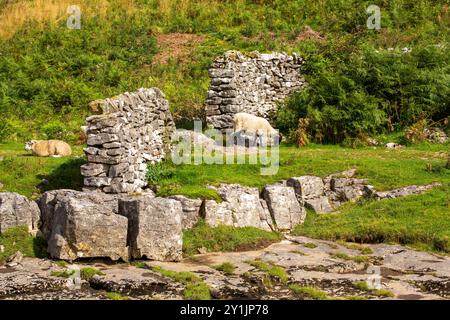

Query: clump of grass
<box><xmin>290</xmin><ymin>250</ymin><xmax>308</xmax><ymax>256</ymax></box>
<box><xmin>343</xmin><ymin>295</ymin><xmax>368</xmax><ymax>300</ymax></box>
<box><xmin>353</xmin><ymin>281</ymin><xmax>394</xmax><ymax>298</ymax></box>
<box><xmin>246</xmin><ymin>260</ymin><xmax>288</xmax><ymax>284</ymax></box>
<box><xmin>183</xmin><ymin>220</ymin><xmax>282</xmax><ymax>256</ymax></box>
<box><xmin>213</xmin><ymin>262</ymin><xmax>236</xmax><ymax>275</ymax></box>
<box><xmin>183</xmin><ymin>282</ymin><xmax>211</xmax><ymax>300</ymax></box>
<box><xmin>131</xmin><ymin>261</ymin><xmax>147</xmax><ymax>269</ymax></box>
<box><xmin>104</xmin><ymin>292</ymin><xmax>129</xmax><ymax>300</ymax></box>
<box><xmin>51</xmin><ymin>269</ymin><xmax>75</xmax><ymax>278</ymax></box>
<box><xmin>0</xmin><ymin>226</ymin><xmax>47</xmax><ymax>262</ymax></box>
<box><xmin>336</xmin><ymin>241</ymin><xmax>373</xmax><ymax>254</ymax></box>
<box><xmin>303</xmin><ymin>243</ymin><xmax>318</xmax><ymax>249</ymax></box>
<box><xmin>331</xmin><ymin>252</ymin><xmax>369</xmax><ymax>263</ymax></box>
<box><xmin>152</xmin><ymin>266</ymin><xmax>201</xmax><ymax>284</ymax></box>
<box><xmin>289</xmin><ymin>284</ymin><xmax>329</xmax><ymax>300</ymax></box>
<box><xmin>80</xmin><ymin>267</ymin><xmax>105</xmax><ymax>280</ymax></box>
<box><xmin>54</xmin><ymin>260</ymin><xmax>68</xmax><ymax>268</ymax></box>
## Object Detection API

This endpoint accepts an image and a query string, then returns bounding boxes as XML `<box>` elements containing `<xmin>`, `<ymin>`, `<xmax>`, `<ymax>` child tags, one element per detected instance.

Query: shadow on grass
<box><xmin>37</xmin><ymin>158</ymin><xmax>85</xmax><ymax>192</ymax></box>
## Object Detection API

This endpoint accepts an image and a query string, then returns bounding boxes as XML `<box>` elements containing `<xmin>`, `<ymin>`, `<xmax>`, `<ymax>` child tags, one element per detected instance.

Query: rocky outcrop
<box><xmin>374</xmin><ymin>182</ymin><xmax>441</xmax><ymax>200</ymax></box>
<box><xmin>206</xmin><ymin>51</ymin><xmax>306</xmax><ymax>130</ymax></box>
<box><xmin>0</xmin><ymin>192</ymin><xmax>40</xmax><ymax>234</ymax></box>
<box><xmin>262</xmin><ymin>185</ymin><xmax>306</xmax><ymax>231</ymax></box>
<box><xmin>82</xmin><ymin>88</ymin><xmax>175</xmax><ymax>194</ymax></box>
<box><xmin>118</xmin><ymin>196</ymin><xmax>183</xmax><ymax>261</ymax></box>
<box><xmin>47</xmin><ymin>192</ymin><xmax>129</xmax><ymax>261</ymax></box>
<box><xmin>168</xmin><ymin>195</ymin><xmax>202</xmax><ymax>229</ymax></box>
<box><xmin>38</xmin><ymin>190</ymin><xmax>121</xmax><ymax>241</ymax></box>
<box><xmin>204</xmin><ymin>184</ymin><xmax>273</xmax><ymax>231</ymax></box>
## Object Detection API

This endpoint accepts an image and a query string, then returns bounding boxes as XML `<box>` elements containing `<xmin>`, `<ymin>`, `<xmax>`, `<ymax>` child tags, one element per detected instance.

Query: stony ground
<box><xmin>1</xmin><ymin>236</ymin><xmax>448</xmax><ymax>300</ymax></box>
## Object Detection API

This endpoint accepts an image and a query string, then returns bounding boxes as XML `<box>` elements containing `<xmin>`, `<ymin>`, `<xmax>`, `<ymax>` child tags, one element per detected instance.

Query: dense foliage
<box><xmin>0</xmin><ymin>0</ymin><xmax>448</xmax><ymax>143</ymax></box>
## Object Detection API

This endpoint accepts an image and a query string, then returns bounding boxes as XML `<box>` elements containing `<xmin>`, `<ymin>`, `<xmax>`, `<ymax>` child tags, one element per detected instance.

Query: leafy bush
<box><xmin>146</xmin><ymin>162</ymin><xmax>175</xmax><ymax>185</ymax></box>
<box><xmin>277</xmin><ymin>45</ymin><xmax>449</xmax><ymax>144</ymax></box>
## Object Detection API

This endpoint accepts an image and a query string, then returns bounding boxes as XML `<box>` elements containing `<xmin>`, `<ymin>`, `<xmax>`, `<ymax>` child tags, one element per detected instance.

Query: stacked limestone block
<box><xmin>82</xmin><ymin>88</ymin><xmax>175</xmax><ymax>193</ymax></box>
<box><xmin>206</xmin><ymin>51</ymin><xmax>306</xmax><ymax>130</ymax></box>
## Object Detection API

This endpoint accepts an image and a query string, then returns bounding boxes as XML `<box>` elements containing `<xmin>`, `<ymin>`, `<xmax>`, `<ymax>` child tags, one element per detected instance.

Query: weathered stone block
<box><xmin>118</xmin><ymin>196</ymin><xmax>182</xmax><ymax>261</ymax></box>
<box><xmin>0</xmin><ymin>193</ymin><xmax>41</xmax><ymax>234</ymax></box>
<box><xmin>262</xmin><ymin>185</ymin><xmax>305</xmax><ymax>231</ymax></box>
<box><xmin>47</xmin><ymin>193</ymin><xmax>128</xmax><ymax>261</ymax></box>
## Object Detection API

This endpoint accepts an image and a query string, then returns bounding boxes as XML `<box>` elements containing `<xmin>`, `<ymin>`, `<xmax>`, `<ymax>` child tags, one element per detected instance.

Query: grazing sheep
<box><xmin>25</xmin><ymin>140</ymin><xmax>72</xmax><ymax>157</ymax></box>
<box><xmin>232</xmin><ymin>112</ymin><xmax>282</xmax><ymax>146</ymax></box>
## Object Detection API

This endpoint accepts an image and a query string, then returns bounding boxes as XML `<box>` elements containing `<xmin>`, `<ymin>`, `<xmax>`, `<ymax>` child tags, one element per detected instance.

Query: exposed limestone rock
<box><xmin>82</xmin><ymin>88</ymin><xmax>175</xmax><ymax>193</ymax></box>
<box><xmin>38</xmin><ymin>190</ymin><xmax>120</xmax><ymax>241</ymax></box>
<box><xmin>203</xmin><ymin>200</ymin><xmax>234</xmax><ymax>227</ymax></box>
<box><xmin>287</xmin><ymin>175</ymin><xmax>324</xmax><ymax>201</ymax></box>
<box><xmin>0</xmin><ymin>192</ymin><xmax>41</xmax><ymax>234</ymax></box>
<box><xmin>262</xmin><ymin>185</ymin><xmax>306</xmax><ymax>231</ymax></box>
<box><xmin>47</xmin><ymin>193</ymin><xmax>129</xmax><ymax>261</ymax></box>
<box><xmin>118</xmin><ymin>196</ymin><xmax>183</xmax><ymax>262</ymax></box>
<box><xmin>204</xmin><ymin>184</ymin><xmax>273</xmax><ymax>231</ymax></box>
<box><xmin>206</xmin><ymin>51</ymin><xmax>306</xmax><ymax>130</ymax></box>
<box><xmin>374</xmin><ymin>182</ymin><xmax>441</xmax><ymax>200</ymax></box>
<box><xmin>168</xmin><ymin>195</ymin><xmax>203</xmax><ymax>229</ymax></box>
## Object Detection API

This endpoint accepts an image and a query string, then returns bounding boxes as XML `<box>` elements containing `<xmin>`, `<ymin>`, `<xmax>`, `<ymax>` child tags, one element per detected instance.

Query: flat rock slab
<box><xmin>1</xmin><ymin>237</ymin><xmax>448</xmax><ymax>300</ymax></box>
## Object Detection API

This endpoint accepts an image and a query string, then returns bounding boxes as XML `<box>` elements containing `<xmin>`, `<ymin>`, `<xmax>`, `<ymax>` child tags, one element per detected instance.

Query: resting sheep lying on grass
<box><xmin>232</xmin><ymin>112</ymin><xmax>282</xmax><ymax>147</ymax></box>
<box><xmin>25</xmin><ymin>140</ymin><xmax>72</xmax><ymax>157</ymax></box>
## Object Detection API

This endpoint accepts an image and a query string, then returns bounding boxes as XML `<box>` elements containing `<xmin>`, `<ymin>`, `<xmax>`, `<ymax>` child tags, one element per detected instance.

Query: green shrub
<box><xmin>146</xmin><ymin>162</ymin><xmax>176</xmax><ymax>185</ymax></box>
<box><xmin>277</xmin><ymin>44</ymin><xmax>449</xmax><ymax>144</ymax></box>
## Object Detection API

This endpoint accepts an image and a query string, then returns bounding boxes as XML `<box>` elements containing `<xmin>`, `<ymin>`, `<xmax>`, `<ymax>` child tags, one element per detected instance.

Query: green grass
<box><xmin>353</xmin><ymin>281</ymin><xmax>395</xmax><ymax>298</ymax></box>
<box><xmin>152</xmin><ymin>266</ymin><xmax>201</xmax><ymax>284</ymax></box>
<box><xmin>104</xmin><ymin>292</ymin><xmax>129</xmax><ymax>300</ymax></box>
<box><xmin>0</xmin><ymin>225</ymin><xmax>47</xmax><ymax>262</ymax></box>
<box><xmin>293</xmin><ymin>186</ymin><xmax>450</xmax><ymax>254</ymax></box>
<box><xmin>151</xmin><ymin>265</ymin><xmax>211</xmax><ymax>300</ymax></box>
<box><xmin>1</xmin><ymin>142</ymin><xmax>449</xmax><ymax>255</ymax></box>
<box><xmin>336</xmin><ymin>241</ymin><xmax>374</xmax><ymax>254</ymax></box>
<box><xmin>213</xmin><ymin>262</ymin><xmax>236</xmax><ymax>275</ymax></box>
<box><xmin>289</xmin><ymin>284</ymin><xmax>329</xmax><ymax>300</ymax></box>
<box><xmin>302</xmin><ymin>243</ymin><xmax>318</xmax><ymax>249</ymax></box>
<box><xmin>80</xmin><ymin>267</ymin><xmax>105</xmax><ymax>280</ymax></box>
<box><xmin>0</xmin><ymin>142</ymin><xmax>85</xmax><ymax>198</ymax></box>
<box><xmin>183</xmin><ymin>220</ymin><xmax>282</xmax><ymax>256</ymax></box>
<box><xmin>131</xmin><ymin>261</ymin><xmax>147</xmax><ymax>269</ymax></box>
<box><xmin>183</xmin><ymin>282</ymin><xmax>212</xmax><ymax>300</ymax></box>
<box><xmin>51</xmin><ymin>270</ymin><xmax>75</xmax><ymax>278</ymax></box>
<box><xmin>246</xmin><ymin>260</ymin><xmax>288</xmax><ymax>284</ymax></box>
<box><xmin>330</xmin><ymin>252</ymin><xmax>370</xmax><ymax>263</ymax></box>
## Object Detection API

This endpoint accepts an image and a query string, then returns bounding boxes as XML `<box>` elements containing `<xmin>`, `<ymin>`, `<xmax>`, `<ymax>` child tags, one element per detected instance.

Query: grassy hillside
<box><xmin>0</xmin><ymin>0</ymin><xmax>448</xmax><ymax>142</ymax></box>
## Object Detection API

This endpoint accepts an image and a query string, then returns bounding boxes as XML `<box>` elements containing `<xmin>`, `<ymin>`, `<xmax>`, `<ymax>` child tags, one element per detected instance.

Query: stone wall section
<box><xmin>82</xmin><ymin>88</ymin><xmax>175</xmax><ymax>193</ymax></box>
<box><xmin>206</xmin><ymin>51</ymin><xmax>306</xmax><ymax>130</ymax></box>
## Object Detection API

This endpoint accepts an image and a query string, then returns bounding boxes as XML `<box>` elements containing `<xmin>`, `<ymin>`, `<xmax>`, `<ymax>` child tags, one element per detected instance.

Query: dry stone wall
<box><xmin>206</xmin><ymin>51</ymin><xmax>306</xmax><ymax>130</ymax></box>
<box><xmin>82</xmin><ymin>88</ymin><xmax>175</xmax><ymax>193</ymax></box>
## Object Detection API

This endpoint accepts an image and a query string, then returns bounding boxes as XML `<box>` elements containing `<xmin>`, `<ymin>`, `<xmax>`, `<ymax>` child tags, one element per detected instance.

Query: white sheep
<box><xmin>232</xmin><ymin>112</ymin><xmax>282</xmax><ymax>146</ymax></box>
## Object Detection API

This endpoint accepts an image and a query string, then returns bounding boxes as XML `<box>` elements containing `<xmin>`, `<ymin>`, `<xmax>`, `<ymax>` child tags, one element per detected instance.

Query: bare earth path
<box><xmin>1</xmin><ymin>236</ymin><xmax>448</xmax><ymax>300</ymax></box>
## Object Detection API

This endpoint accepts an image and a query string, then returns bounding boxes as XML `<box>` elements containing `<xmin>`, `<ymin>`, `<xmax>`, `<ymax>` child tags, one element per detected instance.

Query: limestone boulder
<box><xmin>118</xmin><ymin>196</ymin><xmax>183</xmax><ymax>262</ymax></box>
<box><xmin>47</xmin><ymin>193</ymin><xmax>128</xmax><ymax>261</ymax></box>
<box><xmin>38</xmin><ymin>190</ymin><xmax>120</xmax><ymax>240</ymax></box>
<box><xmin>287</xmin><ymin>176</ymin><xmax>324</xmax><ymax>200</ymax></box>
<box><xmin>204</xmin><ymin>184</ymin><xmax>273</xmax><ymax>231</ymax></box>
<box><xmin>0</xmin><ymin>192</ymin><xmax>41</xmax><ymax>234</ymax></box>
<box><xmin>168</xmin><ymin>195</ymin><xmax>202</xmax><ymax>229</ymax></box>
<box><xmin>262</xmin><ymin>185</ymin><xmax>305</xmax><ymax>231</ymax></box>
